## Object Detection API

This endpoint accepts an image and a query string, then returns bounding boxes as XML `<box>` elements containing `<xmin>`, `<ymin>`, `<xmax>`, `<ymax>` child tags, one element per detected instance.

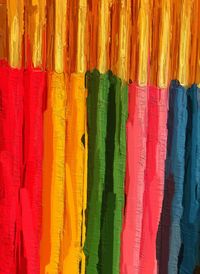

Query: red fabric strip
<box><xmin>0</xmin><ymin>63</ymin><xmax>24</xmax><ymax>274</ymax></box>
<box><xmin>139</xmin><ymin>86</ymin><xmax>168</xmax><ymax>274</ymax></box>
<box><xmin>22</xmin><ymin>69</ymin><xmax>46</xmax><ymax>274</ymax></box>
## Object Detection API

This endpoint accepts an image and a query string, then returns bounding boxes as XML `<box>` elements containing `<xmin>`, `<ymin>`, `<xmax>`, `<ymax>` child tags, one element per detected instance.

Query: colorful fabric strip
<box><xmin>0</xmin><ymin>63</ymin><xmax>24</xmax><ymax>273</ymax></box>
<box><xmin>112</xmin><ymin>77</ymin><xmax>128</xmax><ymax>273</ymax></box>
<box><xmin>158</xmin><ymin>82</ymin><xmax>187</xmax><ymax>274</ymax></box>
<box><xmin>180</xmin><ymin>84</ymin><xmax>200</xmax><ymax>274</ymax></box>
<box><xmin>22</xmin><ymin>69</ymin><xmax>46</xmax><ymax>273</ymax></box>
<box><xmin>167</xmin><ymin>81</ymin><xmax>187</xmax><ymax>274</ymax></box>
<box><xmin>84</xmin><ymin>70</ymin><xmax>127</xmax><ymax>274</ymax></box>
<box><xmin>84</xmin><ymin>70</ymin><xmax>110</xmax><ymax>274</ymax></box>
<box><xmin>63</xmin><ymin>73</ymin><xmax>87</xmax><ymax>274</ymax></box>
<box><xmin>120</xmin><ymin>84</ymin><xmax>148</xmax><ymax>274</ymax></box>
<box><xmin>139</xmin><ymin>86</ymin><xmax>168</xmax><ymax>274</ymax></box>
<box><xmin>46</xmin><ymin>72</ymin><xmax>66</xmax><ymax>274</ymax></box>
<box><xmin>98</xmin><ymin>75</ymin><xmax>128</xmax><ymax>274</ymax></box>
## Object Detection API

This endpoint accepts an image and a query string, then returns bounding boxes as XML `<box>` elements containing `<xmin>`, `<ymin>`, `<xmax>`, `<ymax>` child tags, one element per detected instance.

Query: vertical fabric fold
<box><xmin>22</xmin><ymin>68</ymin><xmax>46</xmax><ymax>274</ymax></box>
<box><xmin>180</xmin><ymin>85</ymin><xmax>200</xmax><ymax>274</ymax></box>
<box><xmin>84</xmin><ymin>70</ymin><xmax>109</xmax><ymax>274</ymax></box>
<box><xmin>167</xmin><ymin>81</ymin><xmax>187</xmax><ymax>274</ymax></box>
<box><xmin>45</xmin><ymin>72</ymin><xmax>66</xmax><ymax>274</ymax></box>
<box><xmin>98</xmin><ymin>73</ymin><xmax>116</xmax><ymax>274</ymax></box>
<box><xmin>82</xmin><ymin>99</ymin><xmax>88</xmax><ymax>274</ymax></box>
<box><xmin>112</xmin><ymin>78</ymin><xmax>128</xmax><ymax>274</ymax></box>
<box><xmin>63</xmin><ymin>73</ymin><xmax>87</xmax><ymax>274</ymax></box>
<box><xmin>40</xmin><ymin>72</ymin><xmax>53</xmax><ymax>273</ymax></box>
<box><xmin>139</xmin><ymin>86</ymin><xmax>168</xmax><ymax>274</ymax></box>
<box><xmin>85</xmin><ymin>71</ymin><xmax>127</xmax><ymax>274</ymax></box>
<box><xmin>166</xmin><ymin>82</ymin><xmax>187</xmax><ymax>274</ymax></box>
<box><xmin>0</xmin><ymin>63</ymin><xmax>24</xmax><ymax>274</ymax></box>
<box><xmin>157</xmin><ymin>81</ymin><xmax>187</xmax><ymax>274</ymax></box>
<box><xmin>120</xmin><ymin>84</ymin><xmax>148</xmax><ymax>274</ymax></box>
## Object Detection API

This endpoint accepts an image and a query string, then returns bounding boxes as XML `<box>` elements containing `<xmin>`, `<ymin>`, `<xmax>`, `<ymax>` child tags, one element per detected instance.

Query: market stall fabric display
<box><xmin>0</xmin><ymin>0</ymin><xmax>200</xmax><ymax>274</ymax></box>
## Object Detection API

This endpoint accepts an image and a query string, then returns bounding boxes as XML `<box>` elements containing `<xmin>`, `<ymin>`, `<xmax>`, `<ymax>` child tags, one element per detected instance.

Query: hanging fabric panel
<box><xmin>63</xmin><ymin>73</ymin><xmax>87</xmax><ymax>274</ymax></box>
<box><xmin>120</xmin><ymin>84</ymin><xmax>148</xmax><ymax>274</ymax></box>
<box><xmin>139</xmin><ymin>86</ymin><xmax>168</xmax><ymax>274</ymax></box>
<box><xmin>180</xmin><ymin>85</ymin><xmax>200</xmax><ymax>274</ymax></box>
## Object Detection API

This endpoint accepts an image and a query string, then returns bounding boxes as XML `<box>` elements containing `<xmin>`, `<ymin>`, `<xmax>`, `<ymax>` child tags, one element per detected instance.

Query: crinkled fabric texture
<box><xmin>139</xmin><ymin>86</ymin><xmax>168</xmax><ymax>274</ymax></box>
<box><xmin>0</xmin><ymin>64</ymin><xmax>24</xmax><ymax>274</ymax></box>
<box><xmin>84</xmin><ymin>70</ymin><xmax>128</xmax><ymax>274</ymax></box>
<box><xmin>0</xmin><ymin>64</ymin><xmax>46</xmax><ymax>274</ymax></box>
<box><xmin>45</xmin><ymin>72</ymin><xmax>66</xmax><ymax>274</ymax></box>
<box><xmin>180</xmin><ymin>85</ymin><xmax>200</xmax><ymax>274</ymax></box>
<box><xmin>63</xmin><ymin>73</ymin><xmax>87</xmax><ymax>274</ymax></box>
<box><xmin>22</xmin><ymin>69</ymin><xmax>46</xmax><ymax>274</ymax></box>
<box><xmin>120</xmin><ymin>84</ymin><xmax>148</xmax><ymax>274</ymax></box>
<box><xmin>158</xmin><ymin>81</ymin><xmax>187</xmax><ymax>274</ymax></box>
<box><xmin>84</xmin><ymin>70</ymin><xmax>110</xmax><ymax>274</ymax></box>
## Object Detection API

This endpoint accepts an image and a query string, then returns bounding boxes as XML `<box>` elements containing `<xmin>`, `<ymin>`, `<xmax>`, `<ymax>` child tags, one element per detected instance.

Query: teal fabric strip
<box><xmin>166</xmin><ymin>81</ymin><xmax>188</xmax><ymax>274</ymax></box>
<box><xmin>180</xmin><ymin>84</ymin><xmax>200</xmax><ymax>274</ymax></box>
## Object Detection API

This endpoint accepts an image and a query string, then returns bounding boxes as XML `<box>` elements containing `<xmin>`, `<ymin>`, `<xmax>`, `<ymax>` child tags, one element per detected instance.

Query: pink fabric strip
<box><xmin>139</xmin><ymin>86</ymin><xmax>168</xmax><ymax>274</ymax></box>
<box><xmin>120</xmin><ymin>83</ymin><xmax>148</xmax><ymax>274</ymax></box>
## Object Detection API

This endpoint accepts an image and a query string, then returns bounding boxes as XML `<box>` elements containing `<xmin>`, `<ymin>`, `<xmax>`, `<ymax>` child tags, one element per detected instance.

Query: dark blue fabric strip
<box><xmin>157</xmin><ymin>80</ymin><xmax>187</xmax><ymax>274</ymax></box>
<box><xmin>167</xmin><ymin>81</ymin><xmax>188</xmax><ymax>274</ymax></box>
<box><xmin>180</xmin><ymin>84</ymin><xmax>200</xmax><ymax>274</ymax></box>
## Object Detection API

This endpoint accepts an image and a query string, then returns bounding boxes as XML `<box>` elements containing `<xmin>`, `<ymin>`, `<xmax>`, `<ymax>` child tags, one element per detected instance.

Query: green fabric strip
<box><xmin>112</xmin><ymin>78</ymin><xmax>128</xmax><ymax>273</ymax></box>
<box><xmin>98</xmin><ymin>72</ymin><xmax>116</xmax><ymax>274</ymax></box>
<box><xmin>84</xmin><ymin>70</ymin><xmax>110</xmax><ymax>274</ymax></box>
<box><xmin>84</xmin><ymin>70</ymin><xmax>128</xmax><ymax>274</ymax></box>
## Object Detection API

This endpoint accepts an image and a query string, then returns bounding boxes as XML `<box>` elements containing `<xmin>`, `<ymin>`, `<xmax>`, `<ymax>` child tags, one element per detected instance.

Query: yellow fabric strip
<box><xmin>76</xmin><ymin>0</ymin><xmax>87</xmax><ymax>73</ymax></box>
<box><xmin>63</xmin><ymin>73</ymin><xmax>87</xmax><ymax>274</ymax></box>
<box><xmin>7</xmin><ymin>0</ymin><xmax>24</xmax><ymax>67</ymax></box>
<box><xmin>26</xmin><ymin>0</ymin><xmax>46</xmax><ymax>68</ymax></box>
<box><xmin>46</xmin><ymin>0</ymin><xmax>55</xmax><ymax>71</ymax></box>
<box><xmin>129</xmin><ymin>1</ymin><xmax>139</xmax><ymax>83</ymax></box>
<box><xmin>97</xmin><ymin>0</ymin><xmax>111</xmax><ymax>73</ymax></box>
<box><xmin>178</xmin><ymin>0</ymin><xmax>193</xmax><ymax>86</ymax></box>
<box><xmin>45</xmin><ymin>72</ymin><xmax>66</xmax><ymax>274</ymax></box>
<box><xmin>55</xmin><ymin>0</ymin><xmax>67</xmax><ymax>73</ymax></box>
<box><xmin>138</xmin><ymin>0</ymin><xmax>149</xmax><ymax>86</ymax></box>
<box><xmin>117</xmin><ymin>0</ymin><xmax>131</xmax><ymax>81</ymax></box>
<box><xmin>158</xmin><ymin>0</ymin><xmax>170</xmax><ymax>88</ymax></box>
